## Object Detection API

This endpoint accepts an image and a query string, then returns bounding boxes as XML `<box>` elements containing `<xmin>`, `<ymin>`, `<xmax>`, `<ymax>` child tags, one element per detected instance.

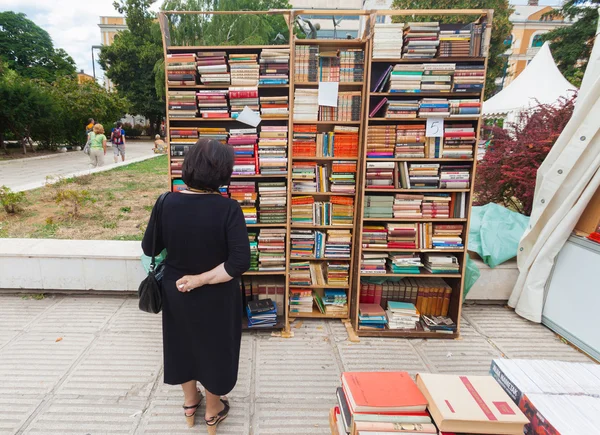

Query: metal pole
<box><xmin>92</xmin><ymin>47</ymin><xmax>96</xmax><ymax>79</ymax></box>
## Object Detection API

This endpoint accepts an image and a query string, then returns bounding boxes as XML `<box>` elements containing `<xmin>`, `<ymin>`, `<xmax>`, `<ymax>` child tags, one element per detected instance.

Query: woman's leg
<box><xmin>204</xmin><ymin>388</ymin><xmax>225</xmax><ymax>419</ymax></box>
<box><xmin>181</xmin><ymin>380</ymin><xmax>200</xmax><ymax>415</ymax></box>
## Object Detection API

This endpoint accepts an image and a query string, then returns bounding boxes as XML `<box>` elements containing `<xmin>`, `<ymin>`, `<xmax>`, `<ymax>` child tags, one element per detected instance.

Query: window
<box><xmin>531</xmin><ymin>34</ymin><xmax>545</xmax><ymax>47</ymax></box>
<box><xmin>376</xmin><ymin>15</ymin><xmax>385</xmax><ymax>24</ymax></box>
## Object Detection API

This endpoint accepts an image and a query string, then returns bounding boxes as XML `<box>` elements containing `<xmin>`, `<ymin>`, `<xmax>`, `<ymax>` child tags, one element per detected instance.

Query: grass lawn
<box><xmin>0</xmin><ymin>155</ymin><xmax>169</xmax><ymax>240</ymax></box>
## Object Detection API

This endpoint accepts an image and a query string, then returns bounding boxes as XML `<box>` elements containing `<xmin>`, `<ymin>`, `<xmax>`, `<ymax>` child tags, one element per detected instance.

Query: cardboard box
<box><xmin>575</xmin><ymin>185</ymin><xmax>600</xmax><ymax>235</ymax></box>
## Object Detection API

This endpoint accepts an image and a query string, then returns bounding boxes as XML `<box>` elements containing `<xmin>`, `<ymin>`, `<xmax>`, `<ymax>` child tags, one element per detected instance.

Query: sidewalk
<box><xmin>0</xmin><ymin>141</ymin><xmax>157</xmax><ymax>192</ymax></box>
<box><xmin>0</xmin><ymin>295</ymin><xmax>592</xmax><ymax>435</ymax></box>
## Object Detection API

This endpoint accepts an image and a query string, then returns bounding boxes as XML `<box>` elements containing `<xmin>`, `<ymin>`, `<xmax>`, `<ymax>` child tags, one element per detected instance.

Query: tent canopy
<box><xmin>483</xmin><ymin>42</ymin><xmax>577</xmax><ymax>120</ymax></box>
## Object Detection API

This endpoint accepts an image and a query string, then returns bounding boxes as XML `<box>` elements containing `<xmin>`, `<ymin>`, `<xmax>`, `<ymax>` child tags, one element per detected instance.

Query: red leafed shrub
<box><xmin>475</xmin><ymin>96</ymin><xmax>576</xmax><ymax>215</ymax></box>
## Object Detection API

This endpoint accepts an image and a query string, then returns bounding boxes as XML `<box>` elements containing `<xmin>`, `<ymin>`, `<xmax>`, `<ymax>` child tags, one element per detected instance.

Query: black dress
<box><xmin>142</xmin><ymin>192</ymin><xmax>250</xmax><ymax>395</ymax></box>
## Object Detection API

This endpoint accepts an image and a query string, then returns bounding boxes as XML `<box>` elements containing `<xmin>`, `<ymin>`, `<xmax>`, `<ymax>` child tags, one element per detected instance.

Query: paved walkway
<box><xmin>0</xmin><ymin>295</ymin><xmax>593</xmax><ymax>435</ymax></box>
<box><xmin>0</xmin><ymin>141</ymin><xmax>156</xmax><ymax>192</ymax></box>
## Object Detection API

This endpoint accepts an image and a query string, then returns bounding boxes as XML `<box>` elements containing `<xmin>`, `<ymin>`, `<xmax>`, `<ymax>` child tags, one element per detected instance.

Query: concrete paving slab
<box><xmin>462</xmin><ymin>304</ymin><xmax>553</xmax><ymax>339</ymax></box>
<box><xmin>253</xmin><ymin>402</ymin><xmax>333</xmax><ymax>434</ymax></box>
<box><xmin>0</xmin><ymin>396</ymin><xmax>43</xmax><ymax>435</ymax></box>
<box><xmin>337</xmin><ymin>339</ymin><xmax>428</xmax><ymax>374</ymax></box>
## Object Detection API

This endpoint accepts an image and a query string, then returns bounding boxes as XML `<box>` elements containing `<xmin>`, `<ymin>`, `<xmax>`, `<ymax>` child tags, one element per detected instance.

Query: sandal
<box><xmin>205</xmin><ymin>397</ymin><xmax>230</xmax><ymax>434</ymax></box>
<box><xmin>183</xmin><ymin>390</ymin><xmax>203</xmax><ymax>428</ymax></box>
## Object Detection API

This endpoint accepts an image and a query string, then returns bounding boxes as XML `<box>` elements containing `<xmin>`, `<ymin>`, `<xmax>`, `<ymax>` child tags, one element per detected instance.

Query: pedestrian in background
<box><xmin>154</xmin><ymin>134</ymin><xmax>166</xmax><ymax>154</ymax></box>
<box><xmin>111</xmin><ymin>121</ymin><xmax>126</xmax><ymax>163</ymax></box>
<box><xmin>88</xmin><ymin>123</ymin><xmax>107</xmax><ymax>168</ymax></box>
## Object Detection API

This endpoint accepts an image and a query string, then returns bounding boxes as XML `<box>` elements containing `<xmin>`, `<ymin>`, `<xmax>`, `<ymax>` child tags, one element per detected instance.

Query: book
<box><xmin>341</xmin><ymin>371</ymin><xmax>428</xmax><ymax>414</ymax></box>
<box><xmin>416</xmin><ymin>373</ymin><xmax>529</xmax><ymax>435</ymax></box>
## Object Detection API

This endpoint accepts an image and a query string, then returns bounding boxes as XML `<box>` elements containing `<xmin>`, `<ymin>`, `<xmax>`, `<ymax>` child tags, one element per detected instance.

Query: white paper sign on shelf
<box><xmin>318</xmin><ymin>82</ymin><xmax>339</xmax><ymax>107</ymax></box>
<box><xmin>236</xmin><ymin>106</ymin><xmax>262</xmax><ymax>127</ymax></box>
<box><xmin>426</xmin><ymin>117</ymin><xmax>444</xmax><ymax>138</ymax></box>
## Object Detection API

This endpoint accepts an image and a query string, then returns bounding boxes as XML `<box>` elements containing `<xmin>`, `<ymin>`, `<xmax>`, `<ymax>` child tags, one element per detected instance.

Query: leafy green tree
<box><xmin>99</xmin><ymin>0</ymin><xmax>165</xmax><ymax>135</ymax></box>
<box><xmin>390</xmin><ymin>0</ymin><xmax>513</xmax><ymax>98</ymax></box>
<box><xmin>542</xmin><ymin>0</ymin><xmax>599</xmax><ymax>87</ymax></box>
<box><xmin>0</xmin><ymin>11</ymin><xmax>76</xmax><ymax>82</ymax></box>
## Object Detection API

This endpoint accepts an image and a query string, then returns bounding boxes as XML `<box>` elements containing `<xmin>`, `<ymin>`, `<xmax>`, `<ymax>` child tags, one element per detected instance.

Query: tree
<box><xmin>474</xmin><ymin>97</ymin><xmax>575</xmax><ymax>215</ymax></box>
<box><xmin>390</xmin><ymin>0</ymin><xmax>513</xmax><ymax>99</ymax></box>
<box><xmin>99</xmin><ymin>0</ymin><xmax>165</xmax><ymax>135</ymax></box>
<box><xmin>542</xmin><ymin>0</ymin><xmax>599</xmax><ymax>87</ymax></box>
<box><xmin>0</xmin><ymin>11</ymin><xmax>76</xmax><ymax>82</ymax></box>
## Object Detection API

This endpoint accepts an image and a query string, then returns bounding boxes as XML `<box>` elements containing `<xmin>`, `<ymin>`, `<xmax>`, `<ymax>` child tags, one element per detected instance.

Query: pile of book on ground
<box><xmin>245</xmin><ymin>298</ymin><xmax>277</xmax><ymax>328</ymax></box>
<box><xmin>331</xmin><ymin>371</ymin><xmax>529</xmax><ymax>435</ymax></box>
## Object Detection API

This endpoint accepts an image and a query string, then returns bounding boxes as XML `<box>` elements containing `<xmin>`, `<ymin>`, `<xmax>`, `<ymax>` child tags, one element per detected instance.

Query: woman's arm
<box><xmin>102</xmin><ymin>138</ymin><xmax>107</xmax><ymax>154</ymax></box>
<box><xmin>141</xmin><ymin>195</ymin><xmax>166</xmax><ymax>257</ymax></box>
<box><xmin>176</xmin><ymin>263</ymin><xmax>231</xmax><ymax>292</ymax></box>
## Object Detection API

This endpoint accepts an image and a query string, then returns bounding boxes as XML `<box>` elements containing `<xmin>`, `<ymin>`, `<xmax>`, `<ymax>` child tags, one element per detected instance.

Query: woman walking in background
<box><xmin>88</xmin><ymin>123</ymin><xmax>107</xmax><ymax>168</ymax></box>
<box><xmin>142</xmin><ymin>138</ymin><xmax>250</xmax><ymax>433</ymax></box>
<box><xmin>111</xmin><ymin>121</ymin><xmax>126</xmax><ymax>163</ymax></box>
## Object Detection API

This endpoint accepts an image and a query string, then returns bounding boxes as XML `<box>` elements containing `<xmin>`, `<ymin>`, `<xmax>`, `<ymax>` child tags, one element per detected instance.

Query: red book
<box><xmin>341</xmin><ymin>372</ymin><xmax>428</xmax><ymax>414</ymax></box>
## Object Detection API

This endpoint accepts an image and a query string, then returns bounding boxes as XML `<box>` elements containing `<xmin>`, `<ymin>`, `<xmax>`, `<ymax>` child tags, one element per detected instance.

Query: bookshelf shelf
<box><xmin>289</xmin><ymin>284</ymin><xmax>350</xmax><ymax>289</ymax></box>
<box><xmin>370</xmin><ymin>92</ymin><xmax>481</xmax><ymax>97</ymax></box>
<box><xmin>362</xmin><ymin>248</ymin><xmax>465</xmax><ymax>253</ymax></box>
<box><xmin>168</xmin><ymin>44</ymin><xmax>291</xmax><ymax>51</ymax></box>
<box><xmin>168</xmin><ymin>84</ymin><xmax>290</xmax><ymax>89</ymax></box>
<box><xmin>294</xmin><ymin>39</ymin><xmax>364</xmax><ymax>47</ymax></box>
<box><xmin>293</xmin><ymin>120</ymin><xmax>362</xmax><ymax>125</ymax></box>
<box><xmin>289</xmin><ymin>310</ymin><xmax>348</xmax><ymax>319</ymax></box>
<box><xmin>371</xmin><ymin>57</ymin><xmax>485</xmax><ymax>63</ymax></box>
<box><xmin>359</xmin><ymin>272</ymin><xmax>462</xmax><ymax>278</ymax></box>
<box><xmin>246</xmin><ymin>223</ymin><xmax>287</xmax><ymax>228</ymax></box>
<box><xmin>293</xmin><ymin>156</ymin><xmax>359</xmax><ymax>161</ymax></box>
<box><xmin>290</xmin><ymin>256</ymin><xmax>351</xmax><ymax>261</ymax></box>
<box><xmin>365</xmin><ymin>158</ymin><xmax>474</xmax><ymax>162</ymax></box>
<box><xmin>364</xmin><ymin>188</ymin><xmax>471</xmax><ymax>193</ymax></box>
<box><xmin>231</xmin><ymin>174</ymin><xmax>287</xmax><ymax>179</ymax></box>
<box><xmin>368</xmin><ymin>117</ymin><xmax>480</xmax><ymax>122</ymax></box>
<box><xmin>295</xmin><ymin>81</ymin><xmax>364</xmax><ymax>87</ymax></box>
<box><xmin>290</xmin><ymin>224</ymin><xmax>354</xmax><ymax>230</ymax></box>
<box><xmin>362</xmin><ymin>218</ymin><xmax>468</xmax><ymax>222</ymax></box>
<box><xmin>169</xmin><ymin>117</ymin><xmax>289</xmax><ymax>122</ymax></box>
<box><xmin>356</xmin><ymin>329</ymin><xmax>459</xmax><ymax>339</ymax></box>
<box><xmin>244</xmin><ymin>271</ymin><xmax>287</xmax><ymax>276</ymax></box>
<box><xmin>290</xmin><ymin>191</ymin><xmax>356</xmax><ymax>197</ymax></box>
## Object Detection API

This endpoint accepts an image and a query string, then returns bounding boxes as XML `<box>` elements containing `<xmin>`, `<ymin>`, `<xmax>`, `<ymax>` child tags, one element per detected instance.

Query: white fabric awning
<box><xmin>483</xmin><ymin>42</ymin><xmax>577</xmax><ymax>119</ymax></box>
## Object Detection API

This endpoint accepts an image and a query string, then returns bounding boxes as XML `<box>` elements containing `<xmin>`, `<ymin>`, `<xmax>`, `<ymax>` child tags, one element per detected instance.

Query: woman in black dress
<box><xmin>142</xmin><ymin>138</ymin><xmax>250</xmax><ymax>432</ymax></box>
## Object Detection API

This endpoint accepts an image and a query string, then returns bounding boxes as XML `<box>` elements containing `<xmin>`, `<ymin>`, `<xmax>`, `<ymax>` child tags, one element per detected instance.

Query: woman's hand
<box><xmin>176</xmin><ymin>275</ymin><xmax>205</xmax><ymax>292</ymax></box>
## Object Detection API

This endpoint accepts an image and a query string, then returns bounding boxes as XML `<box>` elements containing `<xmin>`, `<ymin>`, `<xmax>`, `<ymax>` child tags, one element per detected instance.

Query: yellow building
<box><xmin>98</xmin><ymin>16</ymin><xmax>128</xmax><ymax>91</ymax></box>
<box><xmin>504</xmin><ymin>3</ymin><xmax>570</xmax><ymax>87</ymax></box>
<box><xmin>77</xmin><ymin>70</ymin><xmax>95</xmax><ymax>84</ymax></box>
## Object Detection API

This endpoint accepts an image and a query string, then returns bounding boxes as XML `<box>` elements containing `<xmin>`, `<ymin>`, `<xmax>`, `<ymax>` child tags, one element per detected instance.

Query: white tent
<box><xmin>483</xmin><ymin>42</ymin><xmax>577</xmax><ymax>123</ymax></box>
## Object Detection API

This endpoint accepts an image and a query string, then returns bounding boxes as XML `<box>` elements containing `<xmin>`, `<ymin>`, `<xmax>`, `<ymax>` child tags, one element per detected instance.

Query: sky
<box><xmin>1</xmin><ymin>0</ymin><xmax>563</xmax><ymax>83</ymax></box>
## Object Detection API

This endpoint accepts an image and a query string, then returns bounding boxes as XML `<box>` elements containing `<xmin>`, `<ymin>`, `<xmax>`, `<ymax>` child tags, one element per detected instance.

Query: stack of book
<box><xmin>421</xmin><ymin>314</ymin><xmax>457</xmax><ymax>333</ymax></box>
<box><xmin>330</xmin><ymin>161</ymin><xmax>356</xmax><ymax>194</ymax></box>
<box><xmin>422</xmin><ymin>194</ymin><xmax>451</xmax><ymax>218</ymax></box>
<box><xmin>365</xmin><ymin>161</ymin><xmax>394</xmax><ymax>190</ymax></box>
<box><xmin>257</xmin><ymin>228</ymin><xmax>286</xmax><ymax>272</ymax></box>
<box><xmin>258</xmin><ymin>48</ymin><xmax>289</xmax><ymax>85</ymax></box>
<box><xmin>196</xmin><ymin>90</ymin><xmax>229</xmax><ymax>118</ymax></box>
<box><xmin>453</xmin><ymin>64</ymin><xmax>485</xmax><ymax>93</ymax></box>
<box><xmin>196</xmin><ymin>51</ymin><xmax>229</xmax><ymax>85</ymax></box>
<box><xmin>363</xmin><ymin>195</ymin><xmax>394</xmax><ymax>218</ymax></box>
<box><xmin>419</xmin><ymin>98</ymin><xmax>450</xmax><ymax>117</ymax></box>
<box><xmin>330</xmin><ymin>196</ymin><xmax>354</xmax><ymax>226</ymax></box>
<box><xmin>388</xmin><ymin>64</ymin><xmax>424</xmax><ymax>93</ymax></box>
<box><xmin>399</xmin><ymin>162</ymin><xmax>440</xmax><ymax>189</ymax></box>
<box><xmin>229</xmin><ymin>87</ymin><xmax>259</xmax><ymax>118</ymax></box>
<box><xmin>229</xmin><ymin>128</ymin><xmax>258</xmax><ymax>175</ymax></box>
<box><xmin>361</xmin><ymin>252</ymin><xmax>387</xmax><ymax>274</ymax></box>
<box><xmin>292</xmin><ymin>124</ymin><xmax>317</xmax><ymax>156</ymax></box>
<box><xmin>259</xmin><ymin>95</ymin><xmax>288</xmax><ymax>118</ymax></box>
<box><xmin>372</xmin><ymin>22</ymin><xmax>404</xmax><ymax>59</ymax></box>
<box><xmin>293</xmin><ymin>88</ymin><xmax>319</xmax><ymax>121</ymax></box>
<box><xmin>393</xmin><ymin>194</ymin><xmax>423</xmax><ymax>218</ymax></box>
<box><xmin>258</xmin><ymin>126</ymin><xmax>287</xmax><ymax>175</ymax></box>
<box><xmin>361</xmin><ymin>226</ymin><xmax>388</xmax><ymax>249</ymax></box>
<box><xmin>323</xmin><ymin>289</ymin><xmax>347</xmax><ymax>315</ymax></box>
<box><xmin>403</xmin><ymin>22</ymin><xmax>440</xmax><ymax>59</ymax></box>
<box><xmin>290</xmin><ymin>229</ymin><xmax>317</xmax><ymax>258</ymax></box>
<box><xmin>166</xmin><ymin>53</ymin><xmax>197</xmax><ymax>86</ymax></box>
<box><xmin>358</xmin><ymin>303</ymin><xmax>388</xmax><ymax>329</ymax></box>
<box><xmin>170</xmin><ymin>158</ymin><xmax>183</xmax><ymax>177</ymax></box>
<box><xmin>169</xmin><ymin>129</ymin><xmax>197</xmax><ymax>169</ymax></box>
<box><xmin>289</xmin><ymin>261</ymin><xmax>312</xmax><ymax>286</ymax></box>
<box><xmin>325</xmin><ymin>230</ymin><xmax>352</xmax><ymax>259</ymax></box>
<box><xmin>423</xmin><ymin>253</ymin><xmax>460</xmax><ymax>274</ymax></box>
<box><xmin>432</xmin><ymin>224</ymin><xmax>464</xmax><ymax>249</ymax></box>
<box><xmin>395</xmin><ymin>124</ymin><xmax>426</xmax><ymax>158</ymax></box>
<box><xmin>439</xmin><ymin>163</ymin><xmax>471</xmax><ymax>188</ymax></box>
<box><xmin>386</xmin><ymin>301</ymin><xmax>420</xmax><ymax>330</ymax></box>
<box><xmin>449</xmin><ymin>98</ymin><xmax>481</xmax><ymax>116</ymax></box>
<box><xmin>294</xmin><ymin>45</ymin><xmax>319</xmax><ymax>82</ymax></box>
<box><xmin>229</xmin><ymin>181</ymin><xmax>257</xmax><ymax>224</ymax></box>
<box><xmin>289</xmin><ymin>288</ymin><xmax>313</xmax><ymax>313</ymax></box>
<box><xmin>290</xmin><ymin>196</ymin><xmax>315</xmax><ymax>225</ymax></box>
<box><xmin>326</xmin><ymin>261</ymin><xmax>350</xmax><ymax>286</ymax></box>
<box><xmin>339</xmin><ymin>48</ymin><xmax>365</xmax><ymax>83</ymax></box>
<box><xmin>385</xmin><ymin>99</ymin><xmax>419</xmax><ymax>119</ymax></box>
<box><xmin>257</xmin><ymin>182</ymin><xmax>287</xmax><ymax>224</ymax></box>
<box><xmin>168</xmin><ymin>91</ymin><xmax>197</xmax><ymax>118</ymax></box>
<box><xmin>291</xmin><ymin>161</ymin><xmax>317</xmax><ymax>193</ymax></box>
<box><xmin>330</xmin><ymin>126</ymin><xmax>359</xmax><ymax>157</ymax></box>
<box><xmin>248</xmin><ymin>233</ymin><xmax>258</xmax><ymax>271</ymax></box>
<box><xmin>425</xmin><ymin>135</ymin><xmax>444</xmax><ymax>158</ymax></box>
<box><xmin>310</xmin><ymin>262</ymin><xmax>327</xmax><ymax>286</ymax></box>
<box><xmin>333</xmin><ymin>372</ymin><xmax>431</xmax><ymax>435</ymax></box>
<box><xmin>367</xmin><ymin>125</ymin><xmax>395</xmax><ymax>158</ymax></box>
<box><xmin>421</xmin><ymin>63</ymin><xmax>455</xmax><ymax>92</ymax></box>
<box><xmin>443</xmin><ymin>124</ymin><xmax>476</xmax><ymax>159</ymax></box>
<box><xmin>416</xmin><ymin>277</ymin><xmax>453</xmax><ymax>316</ymax></box>
<box><xmin>387</xmin><ymin>223</ymin><xmax>417</xmax><ymax>249</ymax></box>
<box><xmin>246</xmin><ymin>299</ymin><xmax>277</xmax><ymax>328</ymax></box>
<box><xmin>198</xmin><ymin>127</ymin><xmax>228</xmax><ymax>143</ymax></box>
<box><xmin>320</xmin><ymin>91</ymin><xmax>362</xmax><ymax>122</ymax></box>
<box><xmin>452</xmin><ymin>192</ymin><xmax>468</xmax><ymax>218</ymax></box>
<box><xmin>387</xmin><ymin>253</ymin><xmax>423</xmax><ymax>274</ymax></box>
<box><xmin>229</xmin><ymin>53</ymin><xmax>259</xmax><ymax>86</ymax></box>
<box><xmin>439</xmin><ymin>29</ymin><xmax>472</xmax><ymax>57</ymax></box>
<box><xmin>318</xmin><ymin>50</ymin><xmax>340</xmax><ymax>82</ymax></box>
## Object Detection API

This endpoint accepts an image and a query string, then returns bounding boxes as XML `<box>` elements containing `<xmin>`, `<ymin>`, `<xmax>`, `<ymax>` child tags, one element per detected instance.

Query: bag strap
<box><xmin>149</xmin><ymin>192</ymin><xmax>170</xmax><ymax>272</ymax></box>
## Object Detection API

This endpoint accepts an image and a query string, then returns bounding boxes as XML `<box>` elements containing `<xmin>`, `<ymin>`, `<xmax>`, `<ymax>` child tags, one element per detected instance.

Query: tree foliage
<box><xmin>474</xmin><ymin>97</ymin><xmax>576</xmax><ymax>215</ymax></box>
<box><xmin>542</xmin><ymin>0</ymin><xmax>599</xmax><ymax>87</ymax></box>
<box><xmin>390</xmin><ymin>0</ymin><xmax>513</xmax><ymax>99</ymax></box>
<box><xmin>0</xmin><ymin>11</ymin><xmax>76</xmax><ymax>82</ymax></box>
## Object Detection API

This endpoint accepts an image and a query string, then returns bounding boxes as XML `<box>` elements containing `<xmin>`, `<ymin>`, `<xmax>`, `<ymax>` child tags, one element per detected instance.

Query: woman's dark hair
<box><xmin>116</xmin><ymin>121</ymin><xmax>123</xmax><ymax>128</ymax></box>
<box><xmin>182</xmin><ymin>138</ymin><xmax>234</xmax><ymax>191</ymax></box>
<box><xmin>87</xmin><ymin>118</ymin><xmax>94</xmax><ymax>124</ymax></box>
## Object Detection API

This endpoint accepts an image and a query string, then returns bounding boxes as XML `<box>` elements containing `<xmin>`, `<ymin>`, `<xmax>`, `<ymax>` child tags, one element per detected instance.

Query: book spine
<box><xmin>489</xmin><ymin>360</ymin><xmax>524</xmax><ymax>405</ymax></box>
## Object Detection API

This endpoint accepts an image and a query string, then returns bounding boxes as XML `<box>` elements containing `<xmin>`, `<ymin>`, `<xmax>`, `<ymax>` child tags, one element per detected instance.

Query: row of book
<box><xmin>291</xmin><ymin>196</ymin><xmax>354</xmax><ymax>226</ymax></box>
<box><xmin>294</xmin><ymin>45</ymin><xmax>364</xmax><ymax>83</ymax></box>
<box><xmin>373</xmin><ymin>192</ymin><xmax>467</xmax><ymax>219</ymax></box>
<box><xmin>361</xmin><ymin>252</ymin><xmax>460</xmax><ymax>275</ymax></box>
<box><xmin>362</xmin><ymin>223</ymin><xmax>464</xmax><ymax>249</ymax></box>
<box><xmin>399</xmin><ymin>162</ymin><xmax>471</xmax><ymax>189</ymax></box>
<box><xmin>247</xmin><ymin>229</ymin><xmax>286</xmax><ymax>272</ymax></box>
<box><xmin>293</xmin><ymin>89</ymin><xmax>362</xmax><ymax>122</ymax></box>
<box><xmin>291</xmin><ymin>161</ymin><xmax>357</xmax><ymax>194</ymax></box>
<box><xmin>290</xmin><ymin>229</ymin><xmax>352</xmax><ymax>259</ymax></box>
<box><xmin>370</xmin><ymin>97</ymin><xmax>481</xmax><ymax>118</ymax></box>
<box><xmin>227</xmin><ymin>181</ymin><xmax>287</xmax><ymax>224</ymax></box>
<box><xmin>289</xmin><ymin>261</ymin><xmax>350</xmax><ymax>287</ymax></box>
<box><xmin>289</xmin><ymin>288</ymin><xmax>348</xmax><ymax>316</ymax></box>
<box><xmin>372</xmin><ymin>63</ymin><xmax>485</xmax><ymax>94</ymax></box>
<box><xmin>292</xmin><ymin>125</ymin><xmax>359</xmax><ymax>158</ymax></box>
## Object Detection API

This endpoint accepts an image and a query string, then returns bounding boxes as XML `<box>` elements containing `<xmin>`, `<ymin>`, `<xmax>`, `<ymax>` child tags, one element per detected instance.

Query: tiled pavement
<box><xmin>0</xmin><ymin>295</ymin><xmax>593</xmax><ymax>435</ymax></box>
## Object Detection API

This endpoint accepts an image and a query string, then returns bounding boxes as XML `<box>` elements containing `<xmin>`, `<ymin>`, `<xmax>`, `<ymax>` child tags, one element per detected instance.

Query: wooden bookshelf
<box><xmin>350</xmin><ymin>9</ymin><xmax>493</xmax><ymax>338</ymax></box>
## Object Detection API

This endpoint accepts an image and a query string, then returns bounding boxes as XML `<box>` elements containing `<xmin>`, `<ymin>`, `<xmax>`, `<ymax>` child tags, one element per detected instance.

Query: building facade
<box><xmin>98</xmin><ymin>16</ymin><xmax>128</xmax><ymax>91</ymax></box>
<box><xmin>77</xmin><ymin>70</ymin><xmax>95</xmax><ymax>85</ymax></box>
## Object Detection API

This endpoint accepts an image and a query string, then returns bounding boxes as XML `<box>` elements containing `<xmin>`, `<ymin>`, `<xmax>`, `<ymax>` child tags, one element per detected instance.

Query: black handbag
<box><xmin>138</xmin><ymin>192</ymin><xmax>170</xmax><ymax>314</ymax></box>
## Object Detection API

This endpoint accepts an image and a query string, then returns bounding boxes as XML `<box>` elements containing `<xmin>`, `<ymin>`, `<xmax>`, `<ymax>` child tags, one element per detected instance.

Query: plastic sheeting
<box><xmin>141</xmin><ymin>249</ymin><xmax>167</xmax><ymax>273</ymax></box>
<box><xmin>469</xmin><ymin>203</ymin><xmax>530</xmax><ymax>268</ymax></box>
